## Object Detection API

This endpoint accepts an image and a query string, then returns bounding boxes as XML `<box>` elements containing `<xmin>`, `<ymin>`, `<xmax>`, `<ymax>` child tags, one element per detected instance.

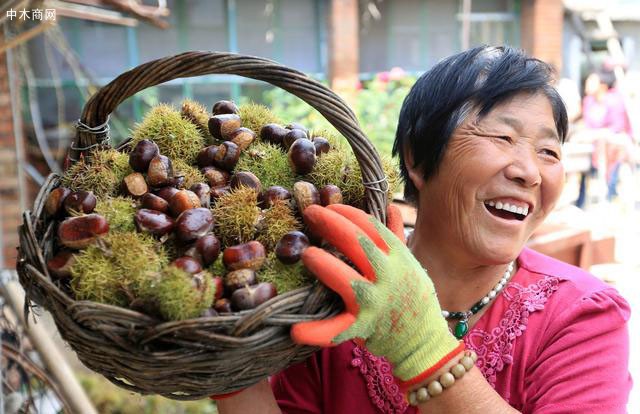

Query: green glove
<box><xmin>291</xmin><ymin>204</ymin><xmax>463</xmax><ymax>389</ymax></box>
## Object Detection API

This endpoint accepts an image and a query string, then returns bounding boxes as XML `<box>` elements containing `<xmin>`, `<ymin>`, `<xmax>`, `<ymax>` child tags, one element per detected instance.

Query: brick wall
<box><xmin>520</xmin><ymin>0</ymin><xmax>564</xmax><ymax>73</ymax></box>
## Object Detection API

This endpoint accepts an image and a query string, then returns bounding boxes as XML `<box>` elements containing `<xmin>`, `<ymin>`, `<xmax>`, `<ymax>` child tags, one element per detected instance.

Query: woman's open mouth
<box><xmin>483</xmin><ymin>200</ymin><xmax>529</xmax><ymax>222</ymax></box>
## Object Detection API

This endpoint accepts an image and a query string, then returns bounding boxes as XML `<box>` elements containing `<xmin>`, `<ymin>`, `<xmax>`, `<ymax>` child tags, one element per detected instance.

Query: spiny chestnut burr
<box><xmin>231</xmin><ymin>282</ymin><xmax>277</xmax><ymax>311</ymax></box>
<box><xmin>288</xmin><ymin>138</ymin><xmax>317</xmax><ymax>175</ymax></box>
<box><xmin>140</xmin><ymin>193</ymin><xmax>170</xmax><ymax>214</ymax></box>
<box><xmin>121</xmin><ymin>172</ymin><xmax>148</xmax><ymax>198</ymax></box>
<box><xmin>292</xmin><ymin>181</ymin><xmax>320</xmax><ymax>212</ymax></box>
<box><xmin>154</xmin><ymin>186</ymin><xmax>180</xmax><ymax>202</ymax></box>
<box><xmin>260</xmin><ymin>123</ymin><xmax>288</xmax><ymax>146</ymax></box>
<box><xmin>313</xmin><ymin>137</ymin><xmax>331</xmax><ymax>155</ymax></box>
<box><xmin>47</xmin><ymin>250</ymin><xmax>76</xmax><ymax>279</ymax></box>
<box><xmin>175</xmin><ymin>207</ymin><xmax>214</xmax><ymax>243</ymax></box>
<box><xmin>275</xmin><ymin>231</ymin><xmax>310</xmax><ymax>264</ymax></box>
<box><xmin>213</xmin><ymin>141</ymin><xmax>241</xmax><ymax>171</ymax></box>
<box><xmin>320</xmin><ymin>184</ymin><xmax>343</xmax><ymax>206</ymax></box>
<box><xmin>169</xmin><ymin>189</ymin><xmax>201</xmax><ymax>217</ymax></box>
<box><xmin>147</xmin><ymin>155</ymin><xmax>174</xmax><ymax>187</ymax></box>
<box><xmin>212</xmin><ymin>100</ymin><xmax>239</xmax><ymax>115</ymax></box>
<box><xmin>230</xmin><ymin>171</ymin><xmax>262</xmax><ymax>194</ymax></box>
<box><xmin>134</xmin><ymin>209</ymin><xmax>175</xmax><ymax>236</ymax></box>
<box><xmin>190</xmin><ymin>183</ymin><xmax>211</xmax><ymax>208</ymax></box>
<box><xmin>214</xmin><ymin>298</ymin><xmax>233</xmax><ymax>313</ymax></box>
<box><xmin>208</xmin><ymin>114</ymin><xmax>241</xmax><ymax>140</ymax></box>
<box><xmin>261</xmin><ymin>186</ymin><xmax>291</xmax><ymax>208</ymax></box>
<box><xmin>286</xmin><ymin>122</ymin><xmax>308</xmax><ymax>135</ymax></box>
<box><xmin>129</xmin><ymin>139</ymin><xmax>159</xmax><ymax>172</ymax></box>
<box><xmin>227</xmin><ymin>127</ymin><xmax>256</xmax><ymax>151</ymax></box>
<box><xmin>172</xmin><ymin>256</ymin><xmax>203</xmax><ymax>275</ymax></box>
<box><xmin>58</xmin><ymin>214</ymin><xmax>109</xmax><ymax>249</ymax></box>
<box><xmin>223</xmin><ymin>240</ymin><xmax>266</xmax><ymax>271</ymax></box>
<box><xmin>223</xmin><ymin>268</ymin><xmax>257</xmax><ymax>293</ymax></box>
<box><xmin>197</xmin><ymin>145</ymin><xmax>218</xmax><ymax>168</ymax></box>
<box><xmin>283</xmin><ymin>129</ymin><xmax>308</xmax><ymax>150</ymax></box>
<box><xmin>202</xmin><ymin>166</ymin><xmax>230</xmax><ymax>188</ymax></box>
<box><xmin>63</xmin><ymin>190</ymin><xmax>97</xmax><ymax>215</ymax></box>
<box><xmin>45</xmin><ymin>187</ymin><xmax>71</xmax><ymax>217</ymax></box>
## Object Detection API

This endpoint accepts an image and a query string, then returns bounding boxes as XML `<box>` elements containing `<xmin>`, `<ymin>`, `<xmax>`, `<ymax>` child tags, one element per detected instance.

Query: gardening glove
<box><xmin>291</xmin><ymin>204</ymin><xmax>463</xmax><ymax>389</ymax></box>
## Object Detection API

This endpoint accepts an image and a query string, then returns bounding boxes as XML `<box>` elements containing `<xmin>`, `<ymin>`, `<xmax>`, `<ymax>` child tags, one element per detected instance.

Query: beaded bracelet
<box><xmin>407</xmin><ymin>350</ymin><xmax>478</xmax><ymax>406</ymax></box>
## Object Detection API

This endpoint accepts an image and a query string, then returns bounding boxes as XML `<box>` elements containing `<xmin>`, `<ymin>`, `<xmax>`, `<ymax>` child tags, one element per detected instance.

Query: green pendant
<box><xmin>454</xmin><ymin>320</ymin><xmax>469</xmax><ymax>339</ymax></box>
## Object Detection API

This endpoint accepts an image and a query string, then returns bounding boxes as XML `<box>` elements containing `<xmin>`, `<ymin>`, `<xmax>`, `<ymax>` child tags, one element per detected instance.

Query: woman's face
<box><xmin>412</xmin><ymin>92</ymin><xmax>564</xmax><ymax>265</ymax></box>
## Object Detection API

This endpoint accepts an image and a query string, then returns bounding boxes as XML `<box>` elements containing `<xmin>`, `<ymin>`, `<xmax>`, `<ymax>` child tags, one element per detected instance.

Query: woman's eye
<box><xmin>495</xmin><ymin>135</ymin><xmax>512</xmax><ymax>142</ymax></box>
<box><xmin>541</xmin><ymin>148</ymin><xmax>560</xmax><ymax>159</ymax></box>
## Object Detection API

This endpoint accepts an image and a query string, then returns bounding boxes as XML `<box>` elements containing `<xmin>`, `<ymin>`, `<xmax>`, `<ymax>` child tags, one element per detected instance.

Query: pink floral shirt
<box><xmin>271</xmin><ymin>248</ymin><xmax>632</xmax><ymax>413</ymax></box>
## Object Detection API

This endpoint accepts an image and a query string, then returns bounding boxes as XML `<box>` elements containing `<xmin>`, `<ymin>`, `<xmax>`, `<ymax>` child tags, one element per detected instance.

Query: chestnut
<box><xmin>140</xmin><ymin>193</ymin><xmax>170</xmax><ymax>214</ymax></box>
<box><xmin>169</xmin><ymin>189</ymin><xmax>201</xmax><ymax>217</ymax></box>
<box><xmin>213</xmin><ymin>141</ymin><xmax>241</xmax><ymax>171</ymax></box>
<box><xmin>45</xmin><ymin>187</ymin><xmax>71</xmax><ymax>217</ymax></box>
<box><xmin>208</xmin><ymin>114</ymin><xmax>241</xmax><ymax>140</ymax></box>
<box><xmin>175</xmin><ymin>207</ymin><xmax>214</xmax><ymax>243</ymax></box>
<box><xmin>47</xmin><ymin>250</ymin><xmax>76</xmax><ymax>279</ymax></box>
<box><xmin>121</xmin><ymin>172</ymin><xmax>148</xmax><ymax>198</ymax></box>
<box><xmin>313</xmin><ymin>137</ymin><xmax>331</xmax><ymax>155</ymax></box>
<box><xmin>167</xmin><ymin>175</ymin><xmax>185</xmax><ymax>189</ymax></box>
<box><xmin>223</xmin><ymin>268</ymin><xmax>257</xmax><ymax>293</ymax></box>
<box><xmin>288</xmin><ymin>138</ymin><xmax>317</xmax><ymax>175</ymax></box>
<box><xmin>154</xmin><ymin>186</ymin><xmax>180</xmax><ymax>202</ymax></box>
<box><xmin>147</xmin><ymin>155</ymin><xmax>174</xmax><ymax>187</ymax></box>
<box><xmin>275</xmin><ymin>231</ymin><xmax>310</xmax><ymax>264</ymax></box>
<box><xmin>212</xmin><ymin>100</ymin><xmax>239</xmax><ymax>115</ymax></box>
<box><xmin>172</xmin><ymin>256</ymin><xmax>203</xmax><ymax>275</ymax></box>
<box><xmin>260</xmin><ymin>123</ymin><xmax>288</xmax><ymax>146</ymax></box>
<box><xmin>227</xmin><ymin>127</ymin><xmax>256</xmax><ymax>151</ymax></box>
<box><xmin>63</xmin><ymin>190</ymin><xmax>97</xmax><ymax>215</ymax></box>
<box><xmin>231</xmin><ymin>282</ymin><xmax>277</xmax><ymax>311</ymax></box>
<box><xmin>292</xmin><ymin>181</ymin><xmax>320</xmax><ymax>212</ymax></box>
<box><xmin>134</xmin><ymin>209</ymin><xmax>175</xmax><ymax>236</ymax></box>
<box><xmin>202</xmin><ymin>166</ymin><xmax>230</xmax><ymax>188</ymax></box>
<box><xmin>222</xmin><ymin>241</ymin><xmax>266</xmax><ymax>271</ymax></box>
<box><xmin>201</xmin><ymin>308</ymin><xmax>218</xmax><ymax>317</ymax></box>
<box><xmin>261</xmin><ymin>186</ymin><xmax>291</xmax><ymax>208</ymax></box>
<box><xmin>129</xmin><ymin>139</ymin><xmax>159</xmax><ymax>172</ymax></box>
<box><xmin>210</xmin><ymin>185</ymin><xmax>231</xmax><ymax>200</ymax></box>
<box><xmin>230</xmin><ymin>171</ymin><xmax>262</xmax><ymax>194</ymax></box>
<box><xmin>214</xmin><ymin>298</ymin><xmax>233</xmax><ymax>313</ymax></box>
<box><xmin>197</xmin><ymin>145</ymin><xmax>218</xmax><ymax>169</ymax></box>
<box><xmin>195</xmin><ymin>233</ymin><xmax>221</xmax><ymax>266</ymax></box>
<box><xmin>286</xmin><ymin>122</ymin><xmax>308</xmax><ymax>135</ymax></box>
<box><xmin>190</xmin><ymin>183</ymin><xmax>211</xmax><ymax>208</ymax></box>
<box><xmin>319</xmin><ymin>184</ymin><xmax>343</xmax><ymax>206</ymax></box>
<box><xmin>283</xmin><ymin>129</ymin><xmax>308</xmax><ymax>150</ymax></box>
<box><xmin>58</xmin><ymin>214</ymin><xmax>109</xmax><ymax>250</ymax></box>
<box><xmin>212</xmin><ymin>276</ymin><xmax>224</xmax><ymax>300</ymax></box>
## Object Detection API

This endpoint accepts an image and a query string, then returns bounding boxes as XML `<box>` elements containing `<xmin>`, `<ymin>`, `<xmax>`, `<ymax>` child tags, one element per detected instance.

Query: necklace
<box><xmin>441</xmin><ymin>262</ymin><xmax>515</xmax><ymax>339</ymax></box>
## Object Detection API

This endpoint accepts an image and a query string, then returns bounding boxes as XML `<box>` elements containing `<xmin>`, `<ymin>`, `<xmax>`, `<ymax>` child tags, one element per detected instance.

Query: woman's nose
<box><xmin>503</xmin><ymin>149</ymin><xmax>542</xmax><ymax>187</ymax></box>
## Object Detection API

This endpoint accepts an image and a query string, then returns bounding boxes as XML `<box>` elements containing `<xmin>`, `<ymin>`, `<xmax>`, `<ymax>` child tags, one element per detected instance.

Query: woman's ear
<box><xmin>403</xmin><ymin>146</ymin><xmax>425</xmax><ymax>191</ymax></box>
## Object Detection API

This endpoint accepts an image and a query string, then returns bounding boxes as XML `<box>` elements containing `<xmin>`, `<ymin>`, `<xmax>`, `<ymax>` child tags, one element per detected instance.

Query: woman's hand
<box><xmin>291</xmin><ymin>204</ymin><xmax>462</xmax><ymax>388</ymax></box>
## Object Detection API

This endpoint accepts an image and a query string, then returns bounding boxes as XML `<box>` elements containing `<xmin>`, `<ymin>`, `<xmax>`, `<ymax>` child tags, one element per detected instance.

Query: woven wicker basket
<box><xmin>16</xmin><ymin>51</ymin><xmax>389</xmax><ymax>399</ymax></box>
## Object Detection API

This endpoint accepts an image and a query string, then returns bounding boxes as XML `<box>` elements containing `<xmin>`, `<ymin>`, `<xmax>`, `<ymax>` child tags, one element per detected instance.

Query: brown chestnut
<box><xmin>222</xmin><ymin>241</ymin><xmax>266</xmax><ymax>271</ymax></box>
<box><xmin>214</xmin><ymin>298</ymin><xmax>233</xmax><ymax>313</ymax></box>
<box><xmin>261</xmin><ymin>186</ymin><xmax>291</xmax><ymax>208</ymax></box>
<box><xmin>286</xmin><ymin>122</ymin><xmax>308</xmax><ymax>135</ymax></box>
<box><xmin>45</xmin><ymin>187</ymin><xmax>71</xmax><ymax>217</ymax></box>
<box><xmin>210</xmin><ymin>185</ymin><xmax>231</xmax><ymax>200</ymax></box>
<box><xmin>227</xmin><ymin>127</ymin><xmax>256</xmax><ymax>150</ymax></box>
<box><xmin>197</xmin><ymin>145</ymin><xmax>218</xmax><ymax>169</ymax></box>
<box><xmin>190</xmin><ymin>183</ymin><xmax>211</xmax><ymax>208</ymax></box>
<box><xmin>223</xmin><ymin>268</ymin><xmax>257</xmax><ymax>293</ymax></box>
<box><xmin>196</xmin><ymin>233</ymin><xmax>221</xmax><ymax>266</ymax></box>
<box><xmin>208</xmin><ymin>114</ymin><xmax>241</xmax><ymax>140</ymax></box>
<box><xmin>319</xmin><ymin>184</ymin><xmax>343</xmax><ymax>206</ymax></box>
<box><xmin>212</xmin><ymin>100</ymin><xmax>239</xmax><ymax>115</ymax></box>
<box><xmin>230</xmin><ymin>171</ymin><xmax>262</xmax><ymax>194</ymax></box>
<box><xmin>313</xmin><ymin>137</ymin><xmax>331</xmax><ymax>155</ymax></box>
<box><xmin>213</xmin><ymin>141</ymin><xmax>241</xmax><ymax>171</ymax></box>
<box><xmin>283</xmin><ymin>129</ymin><xmax>308</xmax><ymax>150</ymax></box>
<box><xmin>169</xmin><ymin>189</ymin><xmax>201</xmax><ymax>217</ymax></box>
<box><xmin>231</xmin><ymin>282</ymin><xmax>277</xmax><ymax>311</ymax></box>
<box><xmin>202</xmin><ymin>166</ymin><xmax>230</xmax><ymax>188</ymax></box>
<box><xmin>58</xmin><ymin>214</ymin><xmax>109</xmax><ymax>249</ymax></box>
<box><xmin>275</xmin><ymin>231</ymin><xmax>310</xmax><ymax>264</ymax></box>
<box><xmin>260</xmin><ymin>123</ymin><xmax>288</xmax><ymax>146</ymax></box>
<box><xmin>288</xmin><ymin>138</ymin><xmax>317</xmax><ymax>175</ymax></box>
<box><xmin>212</xmin><ymin>276</ymin><xmax>224</xmax><ymax>300</ymax></box>
<box><xmin>175</xmin><ymin>207</ymin><xmax>214</xmax><ymax>243</ymax></box>
<box><xmin>47</xmin><ymin>250</ymin><xmax>76</xmax><ymax>279</ymax></box>
<box><xmin>172</xmin><ymin>256</ymin><xmax>203</xmax><ymax>275</ymax></box>
<box><xmin>121</xmin><ymin>172</ymin><xmax>148</xmax><ymax>198</ymax></box>
<box><xmin>292</xmin><ymin>181</ymin><xmax>320</xmax><ymax>212</ymax></box>
<box><xmin>154</xmin><ymin>186</ymin><xmax>180</xmax><ymax>202</ymax></box>
<box><xmin>147</xmin><ymin>155</ymin><xmax>174</xmax><ymax>187</ymax></box>
<box><xmin>134</xmin><ymin>209</ymin><xmax>175</xmax><ymax>236</ymax></box>
<box><xmin>129</xmin><ymin>139</ymin><xmax>159</xmax><ymax>172</ymax></box>
<box><xmin>63</xmin><ymin>190</ymin><xmax>97</xmax><ymax>215</ymax></box>
<box><xmin>140</xmin><ymin>193</ymin><xmax>170</xmax><ymax>214</ymax></box>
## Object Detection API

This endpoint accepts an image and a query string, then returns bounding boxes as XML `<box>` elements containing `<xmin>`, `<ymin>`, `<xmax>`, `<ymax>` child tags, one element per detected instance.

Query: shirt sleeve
<box><xmin>270</xmin><ymin>354</ymin><xmax>323</xmax><ymax>414</ymax></box>
<box><xmin>524</xmin><ymin>288</ymin><xmax>632</xmax><ymax>414</ymax></box>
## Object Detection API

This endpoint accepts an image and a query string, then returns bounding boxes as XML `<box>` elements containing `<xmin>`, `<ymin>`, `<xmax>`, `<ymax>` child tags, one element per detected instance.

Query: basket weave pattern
<box><xmin>17</xmin><ymin>52</ymin><xmax>388</xmax><ymax>399</ymax></box>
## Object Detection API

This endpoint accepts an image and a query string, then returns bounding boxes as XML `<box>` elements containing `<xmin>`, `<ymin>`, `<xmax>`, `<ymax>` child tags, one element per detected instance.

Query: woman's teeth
<box><xmin>485</xmin><ymin>200</ymin><xmax>529</xmax><ymax>217</ymax></box>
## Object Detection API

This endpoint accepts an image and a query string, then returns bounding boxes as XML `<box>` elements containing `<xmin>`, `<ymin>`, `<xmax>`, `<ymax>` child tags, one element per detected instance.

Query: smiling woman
<box><xmin>216</xmin><ymin>46</ymin><xmax>632</xmax><ymax>414</ymax></box>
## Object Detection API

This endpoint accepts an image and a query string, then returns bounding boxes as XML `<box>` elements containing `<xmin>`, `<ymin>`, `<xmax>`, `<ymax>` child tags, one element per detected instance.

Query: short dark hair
<box><xmin>392</xmin><ymin>46</ymin><xmax>568</xmax><ymax>202</ymax></box>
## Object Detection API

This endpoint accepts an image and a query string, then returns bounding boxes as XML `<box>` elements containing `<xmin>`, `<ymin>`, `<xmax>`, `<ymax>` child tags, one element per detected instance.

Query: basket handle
<box><xmin>71</xmin><ymin>51</ymin><xmax>387</xmax><ymax>221</ymax></box>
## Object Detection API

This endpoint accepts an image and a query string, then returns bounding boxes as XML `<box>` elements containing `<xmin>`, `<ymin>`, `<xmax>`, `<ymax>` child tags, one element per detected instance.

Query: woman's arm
<box><xmin>216</xmin><ymin>380</ymin><xmax>281</xmax><ymax>414</ymax></box>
